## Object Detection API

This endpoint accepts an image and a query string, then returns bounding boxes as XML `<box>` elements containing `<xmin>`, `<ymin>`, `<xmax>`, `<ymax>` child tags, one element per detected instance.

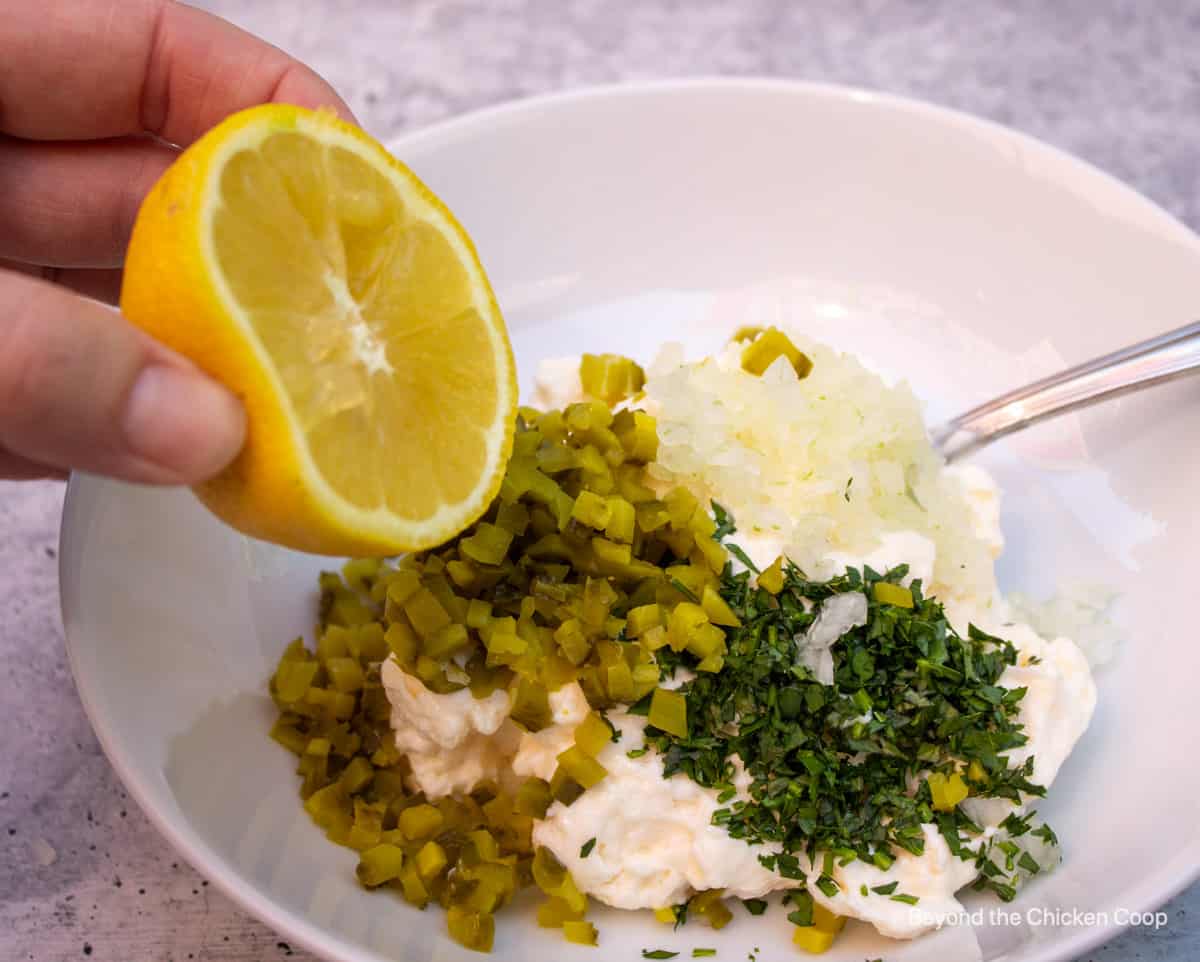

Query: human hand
<box><xmin>0</xmin><ymin>0</ymin><xmax>354</xmax><ymax>482</ymax></box>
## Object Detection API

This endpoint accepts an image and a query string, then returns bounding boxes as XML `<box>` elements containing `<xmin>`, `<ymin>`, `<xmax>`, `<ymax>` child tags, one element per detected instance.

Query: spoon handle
<box><xmin>933</xmin><ymin>320</ymin><xmax>1200</xmax><ymax>462</ymax></box>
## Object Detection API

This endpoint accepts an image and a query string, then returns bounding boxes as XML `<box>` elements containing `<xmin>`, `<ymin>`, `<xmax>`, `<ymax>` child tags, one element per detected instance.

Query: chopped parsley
<box><xmin>711</xmin><ymin>501</ymin><xmax>736</xmax><ymax>541</ymax></box>
<box><xmin>693</xmin><ymin>951</ymin><xmax>717</xmax><ymax>958</ymax></box>
<box><xmin>741</xmin><ymin>898</ymin><xmax>768</xmax><ymax>916</ymax></box>
<box><xmin>645</xmin><ymin>507</ymin><xmax>1053</xmax><ymax>901</ymax></box>
<box><xmin>642</xmin><ymin>952</ymin><xmax>679</xmax><ymax>960</ymax></box>
<box><xmin>580</xmin><ymin>837</ymin><xmax>596</xmax><ymax>859</ymax></box>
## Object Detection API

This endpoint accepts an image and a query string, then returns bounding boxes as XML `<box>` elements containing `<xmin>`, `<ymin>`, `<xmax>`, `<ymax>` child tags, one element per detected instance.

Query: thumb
<box><xmin>0</xmin><ymin>268</ymin><xmax>245</xmax><ymax>483</ymax></box>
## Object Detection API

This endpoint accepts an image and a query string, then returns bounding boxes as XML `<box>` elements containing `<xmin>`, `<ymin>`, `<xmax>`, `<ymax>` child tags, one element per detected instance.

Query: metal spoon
<box><xmin>933</xmin><ymin>320</ymin><xmax>1200</xmax><ymax>462</ymax></box>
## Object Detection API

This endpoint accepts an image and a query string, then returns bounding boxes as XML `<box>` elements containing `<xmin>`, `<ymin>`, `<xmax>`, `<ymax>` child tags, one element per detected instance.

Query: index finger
<box><xmin>0</xmin><ymin>0</ymin><xmax>354</xmax><ymax>144</ymax></box>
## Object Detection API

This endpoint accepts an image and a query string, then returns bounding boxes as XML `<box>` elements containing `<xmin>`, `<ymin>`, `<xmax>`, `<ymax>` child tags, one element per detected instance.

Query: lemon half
<box><xmin>122</xmin><ymin>104</ymin><xmax>517</xmax><ymax>555</ymax></box>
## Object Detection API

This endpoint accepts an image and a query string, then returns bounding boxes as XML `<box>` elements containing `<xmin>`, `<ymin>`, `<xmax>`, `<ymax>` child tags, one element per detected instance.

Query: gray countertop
<box><xmin>2</xmin><ymin>1</ymin><xmax>1198</xmax><ymax>960</ymax></box>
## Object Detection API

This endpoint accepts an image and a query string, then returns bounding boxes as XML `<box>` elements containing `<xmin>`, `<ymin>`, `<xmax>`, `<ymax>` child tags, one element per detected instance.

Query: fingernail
<box><xmin>123</xmin><ymin>365</ymin><xmax>246</xmax><ymax>480</ymax></box>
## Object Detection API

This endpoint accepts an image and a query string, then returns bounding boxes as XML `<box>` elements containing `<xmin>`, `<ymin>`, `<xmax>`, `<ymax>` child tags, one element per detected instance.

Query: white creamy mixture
<box><xmin>381</xmin><ymin>341</ymin><xmax>1098</xmax><ymax>941</ymax></box>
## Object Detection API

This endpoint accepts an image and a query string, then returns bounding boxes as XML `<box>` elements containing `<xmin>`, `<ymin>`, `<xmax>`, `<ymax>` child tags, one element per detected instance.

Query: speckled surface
<box><xmin>2</xmin><ymin>2</ymin><xmax>1198</xmax><ymax>960</ymax></box>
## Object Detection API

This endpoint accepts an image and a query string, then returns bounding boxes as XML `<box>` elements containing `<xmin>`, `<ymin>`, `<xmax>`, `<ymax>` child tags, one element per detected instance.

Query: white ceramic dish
<box><xmin>61</xmin><ymin>80</ymin><xmax>1200</xmax><ymax>962</ymax></box>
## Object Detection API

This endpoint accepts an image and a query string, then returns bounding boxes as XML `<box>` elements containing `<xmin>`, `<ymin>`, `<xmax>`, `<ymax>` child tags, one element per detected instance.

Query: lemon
<box><xmin>121</xmin><ymin>104</ymin><xmax>517</xmax><ymax>556</ymax></box>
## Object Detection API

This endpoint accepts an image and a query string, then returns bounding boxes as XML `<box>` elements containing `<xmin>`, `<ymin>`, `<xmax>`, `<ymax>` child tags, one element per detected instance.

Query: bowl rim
<box><xmin>61</xmin><ymin>76</ymin><xmax>1200</xmax><ymax>962</ymax></box>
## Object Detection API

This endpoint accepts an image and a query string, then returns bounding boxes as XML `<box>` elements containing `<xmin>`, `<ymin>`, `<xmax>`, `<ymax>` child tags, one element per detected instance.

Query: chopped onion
<box><xmin>796</xmin><ymin>592</ymin><xmax>868</xmax><ymax>684</ymax></box>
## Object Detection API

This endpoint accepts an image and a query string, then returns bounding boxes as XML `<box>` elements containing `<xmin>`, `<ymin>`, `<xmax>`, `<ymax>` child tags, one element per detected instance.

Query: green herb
<box><xmin>692</xmin><ymin>951</ymin><xmax>717</xmax><ymax>959</ymax></box>
<box><xmin>640</xmin><ymin>509</ymin><xmax>1051</xmax><ymax>893</ymax></box>
<box><xmin>670</xmin><ymin>578</ymin><xmax>701</xmax><ymax>603</ymax></box>
<box><xmin>725</xmin><ymin>543</ymin><xmax>760</xmax><ymax>574</ymax></box>
<box><xmin>711</xmin><ymin>501</ymin><xmax>736</xmax><ymax>541</ymax></box>
<box><xmin>580</xmin><ymin>837</ymin><xmax>596</xmax><ymax>859</ymax></box>
<box><xmin>785</xmin><ymin>890</ymin><xmax>814</xmax><ymax>927</ymax></box>
<box><xmin>889</xmin><ymin>893</ymin><xmax>920</xmax><ymax>905</ymax></box>
<box><xmin>871</xmin><ymin>882</ymin><xmax>898</xmax><ymax>895</ymax></box>
<box><xmin>599</xmin><ymin>711</ymin><xmax>622</xmax><ymax>743</ymax></box>
<box><xmin>741</xmin><ymin>898</ymin><xmax>768</xmax><ymax>916</ymax></box>
<box><xmin>642</xmin><ymin>953</ymin><xmax>678</xmax><ymax>960</ymax></box>
<box><xmin>815</xmin><ymin>876</ymin><xmax>840</xmax><ymax>898</ymax></box>
<box><xmin>627</xmin><ymin>747</ymin><xmax>649</xmax><ymax>758</ymax></box>
<box><xmin>860</xmin><ymin>884</ymin><xmax>869</xmax><ymax>896</ymax></box>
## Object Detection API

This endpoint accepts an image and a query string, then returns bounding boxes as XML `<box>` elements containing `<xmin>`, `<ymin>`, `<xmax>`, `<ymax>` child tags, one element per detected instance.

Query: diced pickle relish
<box><xmin>268</xmin><ymin>382</ymin><xmax>744</xmax><ymax>952</ymax></box>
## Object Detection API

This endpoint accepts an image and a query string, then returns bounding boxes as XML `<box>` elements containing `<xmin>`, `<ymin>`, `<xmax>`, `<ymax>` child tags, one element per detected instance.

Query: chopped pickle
<box><xmin>415</xmin><ymin>840</ymin><xmax>448</xmax><ymax>880</ymax></box>
<box><xmin>625</xmin><ymin>603</ymin><xmax>663</xmax><ymax>638</ymax></box>
<box><xmin>686</xmin><ymin>623</ymin><xmax>726</xmax><ymax>660</ymax></box>
<box><xmin>269</xmin><ymin>718</ymin><xmax>308</xmax><ymax>755</ymax></box>
<box><xmin>484</xmin><ymin>631</ymin><xmax>527</xmax><ymax>668</ymax></box>
<box><xmin>792</xmin><ymin>901</ymin><xmax>847</xmax><ymax>953</ymax></box>
<box><xmin>399</xmin><ymin>803</ymin><xmax>445</xmax><ymax>840</ymax></box>
<box><xmin>447</xmin><ymin>905</ymin><xmax>495</xmax><ymax>953</ymax></box>
<box><xmin>537</xmin><ymin>896</ymin><xmax>586</xmax><ymax>927</ymax></box>
<box><xmin>580</xmin><ymin>352</ymin><xmax>645</xmax><ymax>406</ymax></box>
<box><xmin>446</xmin><ymin>559</ymin><xmax>477</xmax><ymax>590</ymax></box>
<box><xmin>664</xmin><ymin>486</ymin><xmax>699</xmax><ymax>528</ymax></box>
<box><xmin>648</xmin><ymin>688</ymin><xmax>688</xmax><ymax>738</ymax></box>
<box><xmin>460</xmin><ymin>522</ymin><xmax>515</xmax><ymax>566</ymax></box>
<box><xmin>927</xmin><ymin>771</ymin><xmax>970</xmax><ymax>811</ymax></box>
<box><xmin>272</xmin><ymin>659</ymin><xmax>318</xmax><ymax>703</ymax></box>
<box><xmin>466</xmin><ymin>829</ymin><xmax>501</xmax><ymax>862</ymax></box>
<box><xmin>347</xmin><ymin>798</ymin><xmax>384</xmax><ymax>851</ymax></box>
<box><xmin>635</xmin><ymin>501</ymin><xmax>671</xmax><ymax>533</ymax></box>
<box><xmin>604</xmin><ymin>496</ymin><xmax>636</xmax><ymax>543</ymax></box>
<box><xmin>553</xmin><ymin>618</ymin><xmax>592</xmax><ymax>666</ymax></box>
<box><xmin>404</xmin><ymin>588</ymin><xmax>452</xmax><ymax>640</ymax></box>
<box><xmin>690</xmin><ymin>889</ymin><xmax>732</xmax><ymax>929</ymax></box>
<box><xmin>615</xmin><ymin>410</ymin><xmax>658</xmax><ymax>462</ymax></box>
<box><xmin>574</xmin><ymin>711</ymin><xmax>614</xmax><ymax>756</ymax></box>
<box><xmin>515</xmin><ymin>778</ymin><xmax>554</xmax><ymax>819</ymax></box>
<box><xmin>465</xmin><ymin>598</ymin><xmax>492</xmax><ymax>629</ymax></box>
<box><xmin>562</xmin><ymin>920</ymin><xmax>598</xmax><ymax>946</ymax></box>
<box><xmin>758</xmin><ymin>556</ymin><xmax>785</xmax><ymax>594</ymax></box>
<box><xmin>571</xmin><ymin>489</ymin><xmax>612</xmax><ymax>529</ymax></box>
<box><xmin>325</xmin><ymin>657</ymin><xmax>364</xmax><ymax>693</ymax></box>
<box><xmin>339</xmin><ymin>755</ymin><xmax>374</xmax><ymax>794</ymax></box>
<box><xmin>654</xmin><ymin>906</ymin><xmax>678</xmax><ymax>925</ymax></box>
<box><xmin>556</xmin><ymin>745</ymin><xmax>608</xmax><ymax>789</ymax></box>
<box><xmin>549</xmin><ymin>767</ymin><xmax>585</xmax><ymax>806</ymax></box>
<box><xmin>592</xmin><ymin>536</ymin><xmax>632</xmax><ymax>567</ymax></box>
<box><xmin>668</xmin><ymin>603</ymin><xmax>711</xmax><ymax>652</ymax></box>
<box><xmin>355</xmin><ymin>843</ymin><xmax>404</xmax><ymax>887</ymax></box>
<box><xmin>425</xmin><ymin>622</ymin><xmax>471</xmax><ymax>660</ymax></box>
<box><xmin>873</xmin><ymin>581</ymin><xmax>914</xmax><ymax>608</ymax></box>
<box><xmin>740</xmin><ymin>326</ymin><xmax>813</xmax><ymax>379</ymax></box>
<box><xmin>384</xmin><ymin>622</ymin><xmax>419</xmax><ymax>665</ymax></box>
<box><xmin>496</xmin><ymin>500</ymin><xmax>531</xmax><ymax>536</ymax></box>
<box><xmin>399</xmin><ymin>860</ymin><xmax>429</xmax><ymax>907</ymax></box>
<box><xmin>350</xmin><ymin>622</ymin><xmax>387</xmax><ymax>661</ymax></box>
<box><xmin>967</xmin><ymin>759</ymin><xmax>988</xmax><ymax>784</ymax></box>
<box><xmin>641</xmin><ymin>625</ymin><xmax>670</xmax><ymax>652</ymax></box>
<box><xmin>384</xmin><ymin>567</ymin><xmax>421</xmax><ymax>604</ymax></box>
<box><xmin>341</xmin><ymin>557</ymin><xmax>381</xmax><ymax>592</ymax></box>
<box><xmin>510</xmin><ymin>677</ymin><xmax>553</xmax><ymax>731</ymax></box>
<box><xmin>701</xmin><ymin>584</ymin><xmax>741</xmax><ymax>627</ymax></box>
<box><xmin>604</xmin><ymin>660</ymin><xmax>635</xmax><ymax>702</ymax></box>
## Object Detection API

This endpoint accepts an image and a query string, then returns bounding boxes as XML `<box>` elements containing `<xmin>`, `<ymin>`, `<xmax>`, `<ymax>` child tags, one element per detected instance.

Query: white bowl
<box><xmin>61</xmin><ymin>80</ymin><xmax>1200</xmax><ymax>962</ymax></box>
